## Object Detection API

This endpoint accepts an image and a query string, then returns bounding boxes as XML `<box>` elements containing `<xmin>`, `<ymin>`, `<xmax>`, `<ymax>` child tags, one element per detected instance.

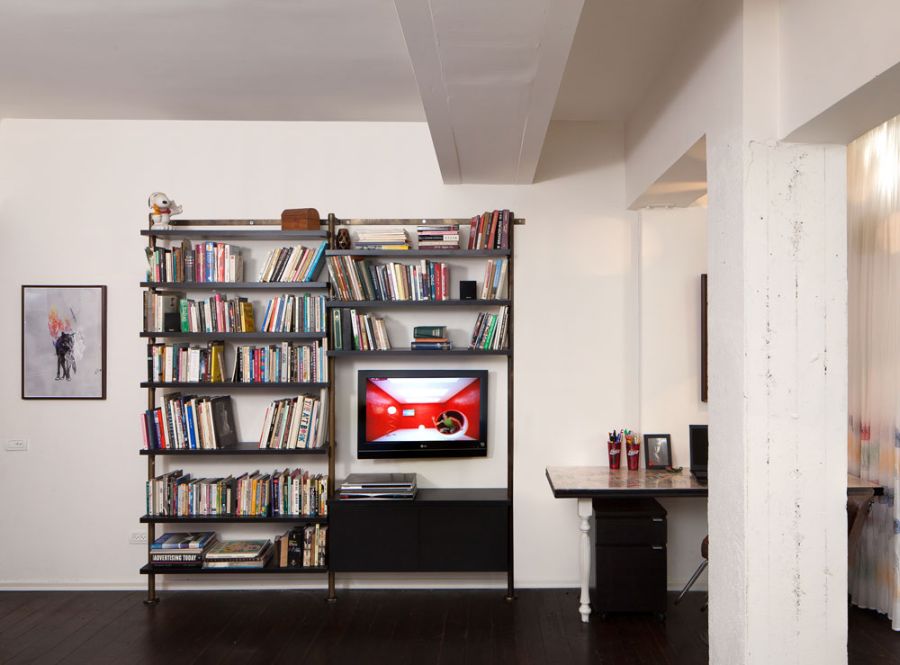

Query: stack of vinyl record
<box><xmin>338</xmin><ymin>473</ymin><xmax>417</xmax><ymax>500</ymax></box>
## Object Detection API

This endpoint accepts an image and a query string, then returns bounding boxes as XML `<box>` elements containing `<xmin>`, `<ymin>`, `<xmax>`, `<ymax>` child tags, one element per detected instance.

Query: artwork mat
<box><xmin>643</xmin><ymin>433</ymin><xmax>672</xmax><ymax>470</ymax></box>
<box><xmin>21</xmin><ymin>285</ymin><xmax>107</xmax><ymax>399</ymax></box>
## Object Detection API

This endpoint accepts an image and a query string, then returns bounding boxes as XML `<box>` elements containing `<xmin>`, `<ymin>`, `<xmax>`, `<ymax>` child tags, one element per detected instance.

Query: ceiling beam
<box><xmin>394</xmin><ymin>0</ymin><xmax>584</xmax><ymax>184</ymax></box>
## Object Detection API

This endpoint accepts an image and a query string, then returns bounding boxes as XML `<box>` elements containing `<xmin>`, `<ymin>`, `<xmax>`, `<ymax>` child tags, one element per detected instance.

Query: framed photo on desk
<box><xmin>644</xmin><ymin>434</ymin><xmax>671</xmax><ymax>469</ymax></box>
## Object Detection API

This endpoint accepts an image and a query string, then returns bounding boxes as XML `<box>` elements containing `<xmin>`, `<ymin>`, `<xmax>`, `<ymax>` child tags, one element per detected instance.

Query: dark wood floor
<box><xmin>0</xmin><ymin>590</ymin><xmax>896</xmax><ymax>665</ymax></box>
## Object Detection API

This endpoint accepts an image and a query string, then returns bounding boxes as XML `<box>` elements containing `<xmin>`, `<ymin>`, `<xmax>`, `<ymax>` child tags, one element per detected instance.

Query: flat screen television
<box><xmin>357</xmin><ymin>369</ymin><xmax>488</xmax><ymax>459</ymax></box>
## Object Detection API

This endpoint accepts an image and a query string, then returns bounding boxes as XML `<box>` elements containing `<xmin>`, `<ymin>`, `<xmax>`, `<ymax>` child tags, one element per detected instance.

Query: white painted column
<box><xmin>708</xmin><ymin>140</ymin><xmax>848</xmax><ymax>664</ymax></box>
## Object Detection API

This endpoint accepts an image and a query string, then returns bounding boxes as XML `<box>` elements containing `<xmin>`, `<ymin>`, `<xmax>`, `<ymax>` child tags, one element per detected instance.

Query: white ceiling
<box><xmin>0</xmin><ymin>0</ymin><xmax>424</xmax><ymax>121</ymax></box>
<box><xmin>0</xmin><ymin>0</ymin><xmax>703</xmax><ymax>183</ymax></box>
<box><xmin>553</xmin><ymin>0</ymin><xmax>705</xmax><ymax>122</ymax></box>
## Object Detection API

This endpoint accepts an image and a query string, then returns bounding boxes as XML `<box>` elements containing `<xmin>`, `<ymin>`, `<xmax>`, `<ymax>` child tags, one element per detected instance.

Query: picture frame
<box><xmin>21</xmin><ymin>285</ymin><xmax>107</xmax><ymax>399</ymax></box>
<box><xmin>643</xmin><ymin>433</ymin><xmax>672</xmax><ymax>470</ymax></box>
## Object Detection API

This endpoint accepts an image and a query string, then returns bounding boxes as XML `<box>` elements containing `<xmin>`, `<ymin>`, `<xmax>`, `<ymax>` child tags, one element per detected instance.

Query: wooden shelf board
<box><xmin>141</xmin><ymin>282</ymin><xmax>329</xmax><ymax>290</ymax></box>
<box><xmin>328</xmin><ymin>349</ymin><xmax>510</xmax><ymax>357</ymax></box>
<box><xmin>325</xmin><ymin>249</ymin><xmax>509</xmax><ymax>257</ymax></box>
<box><xmin>325</xmin><ymin>299</ymin><xmax>510</xmax><ymax>309</ymax></box>
<box><xmin>140</xmin><ymin>515</ymin><xmax>328</xmax><ymax>524</ymax></box>
<box><xmin>140</xmin><ymin>444</ymin><xmax>328</xmax><ymax>456</ymax></box>
<box><xmin>140</xmin><ymin>563</ymin><xmax>327</xmax><ymax>575</ymax></box>
<box><xmin>141</xmin><ymin>382</ymin><xmax>328</xmax><ymax>390</ymax></box>
<box><xmin>142</xmin><ymin>229</ymin><xmax>328</xmax><ymax>240</ymax></box>
<box><xmin>140</xmin><ymin>332</ymin><xmax>326</xmax><ymax>341</ymax></box>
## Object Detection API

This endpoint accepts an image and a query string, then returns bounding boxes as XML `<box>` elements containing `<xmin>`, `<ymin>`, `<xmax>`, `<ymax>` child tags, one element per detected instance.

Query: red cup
<box><xmin>625</xmin><ymin>435</ymin><xmax>640</xmax><ymax>470</ymax></box>
<box><xmin>607</xmin><ymin>439</ymin><xmax>621</xmax><ymax>469</ymax></box>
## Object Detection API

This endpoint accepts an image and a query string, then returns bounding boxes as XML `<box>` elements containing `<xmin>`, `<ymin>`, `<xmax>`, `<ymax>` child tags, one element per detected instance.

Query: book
<box><xmin>230</xmin><ymin>340</ymin><xmax>328</xmax><ymax>383</ymax></box>
<box><xmin>327</xmin><ymin>257</ymin><xmax>450</xmax><ymax>301</ymax></box>
<box><xmin>260</xmin><ymin>294</ymin><xmax>326</xmax><ymax>333</ymax></box>
<box><xmin>151</xmin><ymin>532</ymin><xmax>216</xmax><ymax>550</ymax></box>
<box><xmin>468</xmin><ymin>306</ymin><xmax>509</xmax><ymax>350</ymax></box>
<box><xmin>413</xmin><ymin>325</ymin><xmax>445</xmax><ymax>338</ymax></box>
<box><xmin>258</xmin><ymin>242</ymin><xmax>327</xmax><ymax>282</ymax></box>
<box><xmin>205</xmin><ymin>539</ymin><xmax>271</xmax><ymax>560</ymax></box>
<box><xmin>347</xmin><ymin>311</ymin><xmax>391</xmax><ymax>351</ymax></box>
<box><xmin>410</xmin><ymin>341</ymin><xmax>452</xmax><ymax>350</ymax></box>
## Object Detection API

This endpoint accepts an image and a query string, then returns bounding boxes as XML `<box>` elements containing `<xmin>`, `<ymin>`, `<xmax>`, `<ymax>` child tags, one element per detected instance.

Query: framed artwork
<box><xmin>644</xmin><ymin>433</ymin><xmax>672</xmax><ymax>470</ymax></box>
<box><xmin>22</xmin><ymin>285</ymin><xmax>107</xmax><ymax>399</ymax></box>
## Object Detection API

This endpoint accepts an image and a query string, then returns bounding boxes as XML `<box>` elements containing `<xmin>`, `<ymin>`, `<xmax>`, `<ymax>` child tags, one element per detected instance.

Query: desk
<box><xmin>545</xmin><ymin>466</ymin><xmax>884</xmax><ymax>622</ymax></box>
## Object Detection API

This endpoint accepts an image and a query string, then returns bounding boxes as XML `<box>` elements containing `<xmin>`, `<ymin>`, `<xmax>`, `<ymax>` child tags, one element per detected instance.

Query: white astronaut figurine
<box><xmin>148</xmin><ymin>192</ymin><xmax>183</xmax><ymax>228</ymax></box>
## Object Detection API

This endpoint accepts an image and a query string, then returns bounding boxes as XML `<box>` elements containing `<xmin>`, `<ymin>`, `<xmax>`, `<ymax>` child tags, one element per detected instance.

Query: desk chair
<box><xmin>675</xmin><ymin>535</ymin><xmax>708</xmax><ymax>608</ymax></box>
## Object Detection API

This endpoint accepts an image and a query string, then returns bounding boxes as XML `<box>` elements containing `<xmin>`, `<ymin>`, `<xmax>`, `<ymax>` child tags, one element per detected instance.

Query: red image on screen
<box><xmin>365</xmin><ymin>377</ymin><xmax>481</xmax><ymax>443</ymax></box>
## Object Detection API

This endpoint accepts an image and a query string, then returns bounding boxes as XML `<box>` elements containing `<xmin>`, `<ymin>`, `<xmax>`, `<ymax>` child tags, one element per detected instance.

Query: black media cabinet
<box><xmin>329</xmin><ymin>488</ymin><xmax>510</xmax><ymax>573</ymax></box>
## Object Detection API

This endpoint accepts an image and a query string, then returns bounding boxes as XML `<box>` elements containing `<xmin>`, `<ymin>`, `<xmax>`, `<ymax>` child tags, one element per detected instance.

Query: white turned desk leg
<box><xmin>577</xmin><ymin>498</ymin><xmax>593</xmax><ymax>623</ymax></box>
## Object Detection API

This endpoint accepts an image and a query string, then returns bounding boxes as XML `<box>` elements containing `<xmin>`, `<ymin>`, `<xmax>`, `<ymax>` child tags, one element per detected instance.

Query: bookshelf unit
<box><xmin>324</xmin><ymin>214</ymin><xmax>519</xmax><ymax>600</ymax></box>
<box><xmin>140</xmin><ymin>213</ymin><xmax>520</xmax><ymax>603</ymax></box>
<box><xmin>140</xmin><ymin>217</ymin><xmax>335</xmax><ymax>604</ymax></box>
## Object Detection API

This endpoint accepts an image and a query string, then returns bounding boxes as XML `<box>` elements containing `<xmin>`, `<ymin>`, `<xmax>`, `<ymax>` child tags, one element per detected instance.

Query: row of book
<box><xmin>147</xmin><ymin>340</ymin><xmax>327</xmax><ymax>383</ymax></box>
<box><xmin>259</xmin><ymin>395</ymin><xmax>327</xmax><ymax>449</ymax></box>
<box><xmin>149</xmin><ymin>342</ymin><xmax>226</xmax><ymax>383</ymax></box>
<box><xmin>348</xmin><ymin>311</ymin><xmax>390</xmax><ymax>351</ymax></box>
<box><xmin>355</xmin><ymin>229</ymin><xmax>408</xmax><ymax>250</ymax></box>
<box><xmin>481</xmin><ymin>258</ymin><xmax>508</xmax><ymax>299</ymax></box>
<box><xmin>141</xmin><ymin>394</ymin><xmax>237</xmax><ymax>450</ymax></box>
<box><xmin>231</xmin><ymin>340</ymin><xmax>327</xmax><ymax>383</ymax></box>
<box><xmin>467</xmin><ymin>210</ymin><xmax>512</xmax><ymax>250</ymax></box>
<box><xmin>146</xmin><ymin>469</ymin><xmax>328</xmax><ymax>517</ymax></box>
<box><xmin>469</xmin><ymin>306</ymin><xmax>510</xmax><ymax>350</ymax></box>
<box><xmin>416</xmin><ymin>224</ymin><xmax>459</xmax><ymax>249</ymax></box>
<box><xmin>257</xmin><ymin>242</ymin><xmax>327</xmax><ymax>282</ymax></box>
<box><xmin>149</xmin><ymin>531</ymin><xmax>327</xmax><ymax>570</ymax></box>
<box><xmin>144</xmin><ymin>292</ymin><xmax>254</xmax><ymax>333</ymax></box>
<box><xmin>327</xmin><ymin>256</ymin><xmax>451</xmax><ymax>301</ymax></box>
<box><xmin>259</xmin><ymin>294</ymin><xmax>326</xmax><ymax>333</ymax></box>
<box><xmin>146</xmin><ymin>240</ymin><xmax>245</xmax><ymax>283</ymax></box>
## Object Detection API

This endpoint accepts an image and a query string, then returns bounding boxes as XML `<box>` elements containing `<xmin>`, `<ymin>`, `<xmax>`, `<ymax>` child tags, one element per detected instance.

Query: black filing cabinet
<box><xmin>593</xmin><ymin>497</ymin><xmax>667</xmax><ymax>618</ymax></box>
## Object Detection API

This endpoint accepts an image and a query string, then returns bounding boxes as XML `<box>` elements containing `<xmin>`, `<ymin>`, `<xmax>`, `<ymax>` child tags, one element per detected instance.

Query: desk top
<box><xmin>545</xmin><ymin>466</ymin><xmax>883</xmax><ymax>498</ymax></box>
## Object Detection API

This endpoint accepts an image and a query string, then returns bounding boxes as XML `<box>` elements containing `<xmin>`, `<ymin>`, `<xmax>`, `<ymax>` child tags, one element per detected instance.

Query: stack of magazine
<box><xmin>150</xmin><ymin>531</ymin><xmax>217</xmax><ymax>567</ymax></box>
<box><xmin>338</xmin><ymin>473</ymin><xmax>417</xmax><ymax>500</ymax></box>
<box><xmin>202</xmin><ymin>539</ymin><xmax>273</xmax><ymax>569</ymax></box>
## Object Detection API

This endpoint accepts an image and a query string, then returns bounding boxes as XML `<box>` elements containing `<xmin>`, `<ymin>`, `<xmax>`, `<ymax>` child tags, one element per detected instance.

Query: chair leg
<box><xmin>675</xmin><ymin>559</ymin><xmax>708</xmax><ymax>605</ymax></box>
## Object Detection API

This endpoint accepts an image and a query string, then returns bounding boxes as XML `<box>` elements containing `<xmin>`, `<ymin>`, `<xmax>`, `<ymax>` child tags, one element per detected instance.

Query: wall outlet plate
<box><xmin>5</xmin><ymin>439</ymin><xmax>27</xmax><ymax>452</ymax></box>
<box><xmin>129</xmin><ymin>531</ymin><xmax>148</xmax><ymax>545</ymax></box>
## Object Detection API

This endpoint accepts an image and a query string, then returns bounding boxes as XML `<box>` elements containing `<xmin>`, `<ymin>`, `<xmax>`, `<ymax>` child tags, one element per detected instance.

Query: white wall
<box><xmin>639</xmin><ymin>208</ymin><xmax>709</xmax><ymax>588</ymax></box>
<box><xmin>0</xmin><ymin>118</ymin><xmax>654</xmax><ymax>589</ymax></box>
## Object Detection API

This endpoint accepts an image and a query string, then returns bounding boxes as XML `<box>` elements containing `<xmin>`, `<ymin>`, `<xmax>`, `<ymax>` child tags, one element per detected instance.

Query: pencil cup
<box><xmin>607</xmin><ymin>439</ymin><xmax>621</xmax><ymax>469</ymax></box>
<box><xmin>625</xmin><ymin>434</ymin><xmax>640</xmax><ymax>471</ymax></box>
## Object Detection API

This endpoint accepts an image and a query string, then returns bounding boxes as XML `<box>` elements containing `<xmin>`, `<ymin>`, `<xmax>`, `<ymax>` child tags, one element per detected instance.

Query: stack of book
<box><xmin>467</xmin><ymin>210</ymin><xmax>512</xmax><ymax>250</ymax></box>
<box><xmin>275</xmin><ymin>525</ymin><xmax>328</xmax><ymax>568</ymax></box>
<box><xmin>416</xmin><ymin>223</ymin><xmax>459</xmax><ymax>249</ymax></box>
<box><xmin>149</xmin><ymin>342</ymin><xmax>226</xmax><ymax>383</ymax></box>
<box><xmin>146</xmin><ymin>241</ymin><xmax>245</xmax><ymax>283</ymax></box>
<box><xmin>231</xmin><ymin>339</ymin><xmax>327</xmax><ymax>383</ymax></box>
<box><xmin>257</xmin><ymin>242</ymin><xmax>327</xmax><ymax>282</ymax></box>
<box><xmin>469</xmin><ymin>306</ymin><xmax>510</xmax><ymax>350</ymax></box>
<box><xmin>146</xmin><ymin>468</ymin><xmax>328</xmax><ymax>517</ymax></box>
<box><xmin>141</xmin><ymin>394</ymin><xmax>237</xmax><ymax>450</ymax></box>
<box><xmin>260</xmin><ymin>294</ymin><xmax>326</xmax><ymax>333</ymax></box>
<box><xmin>481</xmin><ymin>258</ymin><xmax>508</xmax><ymax>299</ymax></box>
<box><xmin>411</xmin><ymin>325</ymin><xmax>451</xmax><ymax>351</ymax></box>
<box><xmin>355</xmin><ymin>229</ymin><xmax>409</xmax><ymax>250</ymax></box>
<box><xmin>150</xmin><ymin>532</ymin><xmax>217</xmax><ymax>568</ymax></box>
<box><xmin>258</xmin><ymin>395</ymin><xmax>326</xmax><ymax>449</ymax></box>
<box><xmin>203</xmin><ymin>540</ymin><xmax>273</xmax><ymax>569</ymax></box>
<box><xmin>338</xmin><ymin>473</ymin><xmax>417</xmax><ymax>500</ymax></box>
<box><xmin>172</xmin><ymin>294</ymin><xmax>255</xmax><ymax>333</ymax></box>
<box><xmin>327</xmin><ymin>257</ymin><xmax>449</xmax><ymax>301</ymax></box>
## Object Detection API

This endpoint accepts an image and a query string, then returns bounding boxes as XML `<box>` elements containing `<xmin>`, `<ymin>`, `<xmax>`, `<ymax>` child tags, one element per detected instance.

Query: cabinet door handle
<box><xmin>651</xmin><ymin>545</ymin><xmax>664</xmax><ymax>550</ymax></box>
<box><xmin>652</xmin><ymin>518</ymin><xmax>664</xmax><ymax>522</ymax></box>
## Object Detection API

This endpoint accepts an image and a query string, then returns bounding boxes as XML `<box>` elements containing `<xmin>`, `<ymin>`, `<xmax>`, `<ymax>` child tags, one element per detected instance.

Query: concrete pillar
<box><xmin>708</xmin><ymin>140</ymin><xmax>848</xmax><ymax>664</ymax></box>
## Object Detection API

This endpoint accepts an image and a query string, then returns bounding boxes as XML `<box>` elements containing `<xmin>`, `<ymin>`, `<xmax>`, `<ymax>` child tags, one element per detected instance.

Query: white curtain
<box><xmin>847</xmin><ymin>115</ymin><xmax>900</xmax><ymax>630</ymax></box>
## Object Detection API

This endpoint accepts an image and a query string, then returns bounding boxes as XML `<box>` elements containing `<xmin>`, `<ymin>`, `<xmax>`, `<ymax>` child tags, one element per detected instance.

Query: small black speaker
<box><xmin>460</xmin><ymin>280</ymin><xmax>477</xmax><ymax>300</ymax></box>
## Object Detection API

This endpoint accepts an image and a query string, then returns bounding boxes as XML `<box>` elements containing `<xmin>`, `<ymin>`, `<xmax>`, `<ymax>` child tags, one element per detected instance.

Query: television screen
<box><xmin>357</xmin><ymin>369</ymin><xmax>488</xmax><ymax>458</ymax></box>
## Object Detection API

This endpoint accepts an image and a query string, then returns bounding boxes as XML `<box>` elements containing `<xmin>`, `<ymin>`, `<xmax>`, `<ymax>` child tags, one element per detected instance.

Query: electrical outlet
<box><xmin>129</xmin><ymin>531</ymin><xmax>148</xmax><ymax>545</ymax></box>
<box><xmin>5</xmin><ymin>439</ymin><xmax>27</xmax><ymax>452</ymax></box>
